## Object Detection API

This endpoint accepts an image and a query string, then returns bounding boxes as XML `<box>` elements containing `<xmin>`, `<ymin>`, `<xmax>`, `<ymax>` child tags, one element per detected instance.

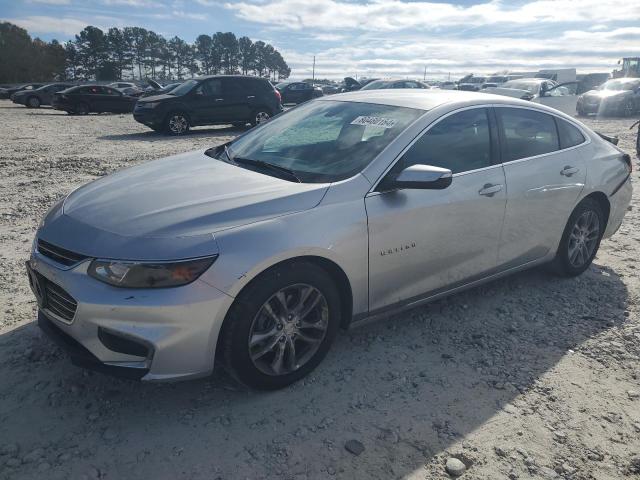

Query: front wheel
<box><xmin>551</xmin><ymin>198</ymin><xmax>604</xmax><ymax>277</ymax></box>
<box><xmin>27</xmin><ymin>96</ymin><xmax>40</xmax><ymax>108</ymax></box>
<box><xmin>165</xmin><ymin>112</ymin><xmax>190</xmax><ymax>135</ymax></box>
<box><xmin>75</xmin><ymin>102</ymin><xmax>89</xmax><ymax>115</ymax></box>
<box><xmin>220</xmin><ymin>262</ymin><xmax>341</xmax><ymax>390</ymax></box>
<box><xmin>621</xmin><ymin>100</ymin><xmax>635</xmax><ymax>117</ymax></box>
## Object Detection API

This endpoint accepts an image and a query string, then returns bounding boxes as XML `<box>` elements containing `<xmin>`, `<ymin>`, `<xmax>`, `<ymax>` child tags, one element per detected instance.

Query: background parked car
<box><xmin>276</xmin><ymin>82</ymin><xmax>323</xmax><ymax>104</ymax></box>
<box><xmin>141</xmin><ymin>81</ymin><xmax>182</xmax><ymax>97</ymax></box>
<box><xmin>457</xmin><ymin>75</ymin><xmax>486</xmax><ymax>91</ymax></box>
<box><xmin>11</xmin><ymin>83</ymin><xmax>74</xmax><ymax>108</ymax></box>
<box><xmin>360</xmin><ymin>79</ymin><xmax>429</xmax><ymax>90</ymax></box>
<box><xmin>52</xmin><ymin>85</ymin><xmax>138</xmax><ymax>114</ymax></box>
<box><xmin>483</xmin><ymin>78</ymin><xmax>579</xmax><ymax>115</ymax></box>
<box><xmin>0</xmin><ymin>83</ymin><xmax>44</xmax><ymax>99</ymax></box>
<box><xmin>577</xmin><ymin>78</ymin><xmax>640</xmax><ymax>117</ymax></box>
<box><xmin>133</xmin><ymin>75</ymin><xmax>283</xmax><ymax>134</ymax></box>
<box><xmin>108</xmin><ymin>82</ymin><xmax>138</xmax><ymax>90</ymax></box>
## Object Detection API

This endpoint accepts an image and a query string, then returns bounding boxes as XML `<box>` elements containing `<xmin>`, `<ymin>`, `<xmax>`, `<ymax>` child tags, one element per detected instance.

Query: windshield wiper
<box><xmin>232</xmin><ymin>156</ymin><xmax>302</xmax><ymax>183</ymax></box>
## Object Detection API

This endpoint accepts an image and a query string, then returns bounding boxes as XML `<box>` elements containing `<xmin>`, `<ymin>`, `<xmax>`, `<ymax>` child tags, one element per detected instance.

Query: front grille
<box><xmin>39</xmin><ymin>274</ymin><xmax>78</xmax><ymax>322</ymax></box>
<box><xmin>37</xmin><ymin>239</ymin><xmax>88</xmax><ymax>267</ymax></box>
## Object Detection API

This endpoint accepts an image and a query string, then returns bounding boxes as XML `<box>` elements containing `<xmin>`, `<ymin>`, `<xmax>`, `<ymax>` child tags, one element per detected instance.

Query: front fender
<box><xmin>198</xmin><ymin>187</ymin><xmax>369</xmax><ymax>317</ymax></box>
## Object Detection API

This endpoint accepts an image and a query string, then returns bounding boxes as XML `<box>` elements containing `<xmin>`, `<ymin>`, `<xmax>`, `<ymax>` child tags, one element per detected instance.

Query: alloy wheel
<box><xmin>169</xmin><ymin>114</ymin><xmax>188</xmax><ymax>134</ymax></box>
<box><xmin>255</xmin><ymin>111</ymin><xmax>270</xmax><ymax>124</ymax></box>
<box><xmin>567</xmin><ymin>210</ymin><xmax>600</xmax><ymax>268</ymax></box>
<box><xmin>248</xmin><ymin>283</ymin><xmax>329</xmax><ymax>376</ymax></box>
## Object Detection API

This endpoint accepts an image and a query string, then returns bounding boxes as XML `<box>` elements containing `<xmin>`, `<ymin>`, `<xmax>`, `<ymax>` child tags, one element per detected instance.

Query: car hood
<box><xmin>38</xmin><ymin>150</ymin><xmax>328</xmax><ymax>260</ymax></box>
<box><xmin>582</xmin><ymin>89</ymin><xmax>630</xmax><ymax>100</ymax></box>
<box><xmin>138</xmin><ymin>93</ymin><xmax>176</xmax><ymax>103</ymax></box>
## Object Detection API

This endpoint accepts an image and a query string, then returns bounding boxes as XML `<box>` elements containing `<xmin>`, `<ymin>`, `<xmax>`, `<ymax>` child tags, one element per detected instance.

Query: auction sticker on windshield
<box><xmin>351</xmin><ymin>116</ymin><xmax>397</xmax><ymax>128</ymax></box>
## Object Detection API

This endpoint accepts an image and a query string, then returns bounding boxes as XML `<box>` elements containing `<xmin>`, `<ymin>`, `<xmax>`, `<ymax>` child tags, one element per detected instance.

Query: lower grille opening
<box><xmin>38</xmin><ymin>273</ymin><xmax>78</xmax><ymax>322</ymax></box>
<box><xmin>98</xmin><ymin>328</ymin><xmax>150</xmax><ymax>358</ymax></box>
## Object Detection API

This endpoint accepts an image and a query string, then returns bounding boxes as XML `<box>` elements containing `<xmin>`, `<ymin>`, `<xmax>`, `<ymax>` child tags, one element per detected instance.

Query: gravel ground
<box><xmin>0</xmin><ymin>102</ymin><xmax>639</xmax><ymax>480</ymax></box>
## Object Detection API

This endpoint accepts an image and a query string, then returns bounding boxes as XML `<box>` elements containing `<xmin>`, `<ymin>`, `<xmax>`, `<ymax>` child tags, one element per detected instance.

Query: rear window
<box><xmin>555</xmin><ymin>118</ymin><xmax>585</xmax><ymax>149</ymax></box>
<box><xmin>497</xmin><ymin>108</ymin><xmax>559</xmax><ymax>161</ymax></box>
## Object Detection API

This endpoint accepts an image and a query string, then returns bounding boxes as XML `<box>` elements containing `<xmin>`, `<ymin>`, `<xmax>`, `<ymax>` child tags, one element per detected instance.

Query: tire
<box><xmin>551</xmin><ymin>198</ymin><xmax>605</xmax><ymax>277</ymax></box>
<box><xmin>164</xmin><ymin>111</ymin><xmax>190</xmax><ymax>135</ymax></box>
<box><xmin>27</xmin><ymin>96</ymin><xmax>40</xmax><ymax>108</ymax></box>
<box><xmin>75</xmin><ymin>102</ymin><xmax>89</xmax><ymax>115</ymax></box>
<box><xmin>250</xmin><ymin>109</ymin><xmax>271</xmax><ymax>127</ymax></box>
<box><xmin>220</xmin><ymin>261</ymin><xmax>341</xmax><ymax>390</ymax></box>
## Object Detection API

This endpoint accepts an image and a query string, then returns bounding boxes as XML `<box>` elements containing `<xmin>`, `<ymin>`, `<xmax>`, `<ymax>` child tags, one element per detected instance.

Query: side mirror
<box><xmin>382</xmin><ymin>164</ymin><xmax>452</xmax><ymax>191</ymax></box>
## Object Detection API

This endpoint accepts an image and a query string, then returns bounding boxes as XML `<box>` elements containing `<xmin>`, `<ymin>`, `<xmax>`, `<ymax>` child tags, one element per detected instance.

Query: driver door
<box><xmin>534</xmin><ymin>82</ymin><xmax>579</xmax><ymax>115</ymax></box>
<box><xmin>365</xmin><ymin>108</ymin><xmax>507</xmax><ymax>311</ymax></box>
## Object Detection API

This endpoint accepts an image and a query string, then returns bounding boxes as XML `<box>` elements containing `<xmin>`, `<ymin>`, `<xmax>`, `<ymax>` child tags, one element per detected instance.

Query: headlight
<box><xmin>88</xmin><ymin>256</ymin><xmax>217</xmax><ymax>288</ymax></box>
<box><xmin>142</xmin><ymin>101</ymin><xmax>160</xmax><ymax>108</ymax></box>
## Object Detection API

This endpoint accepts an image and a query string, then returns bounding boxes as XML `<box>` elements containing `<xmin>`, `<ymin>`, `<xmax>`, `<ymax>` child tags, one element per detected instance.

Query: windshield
<box><xmin>215</xmin><ymin>100</ymin><xmax>423</xmax><ymax>183</ymax></box>
<box><xmin>600</xmin><ymin>80</ymin><xmax>639</xmax><ymax>91</ymax></box>
<box><xmin>167</xmin><ymin>79</ymin><xmax>198</xmax><ymax>95</ymax></box>
<box><xmin>502</xmin><ymin>81</ymin><xmax>540</xmax><ymax>94</ymax></box>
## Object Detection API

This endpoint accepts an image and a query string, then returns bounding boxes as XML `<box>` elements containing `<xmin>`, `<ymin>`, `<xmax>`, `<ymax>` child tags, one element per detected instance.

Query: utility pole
<box><xmin>312</xmin><ymin>56</ymin><xmax>316</xmax><ymax>83</ymax></box>
<box><xmin>423</xmin><ymin>66</ymin><xmax>427</xmax><ymax>81</ymax></box>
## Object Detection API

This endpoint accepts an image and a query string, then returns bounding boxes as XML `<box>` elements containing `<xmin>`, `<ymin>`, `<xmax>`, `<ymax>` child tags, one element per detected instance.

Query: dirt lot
<box><xmin>0</xmin><ymin>102</ymin><xmax>639</xmax><ymax>480</ymax></box>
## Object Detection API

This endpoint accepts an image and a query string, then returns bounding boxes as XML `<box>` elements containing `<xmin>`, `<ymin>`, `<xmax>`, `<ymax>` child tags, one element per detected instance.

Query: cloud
<box><xmin>5</xmin><ymin>16</ymin><xmax>106</xmax><ymax>36</ymax></box>
<box><xmin>27</xmin><ymin>0</ymin><xmax>72</xmax><ymax>5</ymax></box>
<box><xmin>102</xmin><ymin>0</ymin><xmax>156</xmax><ymax>6</ymax></box>
<box><xmin>227</xmin><ymin>0</ymin><xmax>640</xmax><ymax>31</ymax></box>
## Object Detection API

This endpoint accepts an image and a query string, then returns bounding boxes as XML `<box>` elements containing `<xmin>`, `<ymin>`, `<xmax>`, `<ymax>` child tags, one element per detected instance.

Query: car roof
<box><xmin>318</xmin><ymin>89</ymin><xmax>564</xmax><ymax>113</ymax></box>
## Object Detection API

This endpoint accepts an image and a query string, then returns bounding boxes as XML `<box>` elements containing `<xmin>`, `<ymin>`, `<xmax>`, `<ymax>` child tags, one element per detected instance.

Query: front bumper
<box><xmin>28</xmin><ymin>252</ymin><xmax>234</xmax><ymax>381</ymax></box>
<box><xmin>133</xmin><ymin>106</ymin><xmax>164</xmax><ymax>128</ymax></box>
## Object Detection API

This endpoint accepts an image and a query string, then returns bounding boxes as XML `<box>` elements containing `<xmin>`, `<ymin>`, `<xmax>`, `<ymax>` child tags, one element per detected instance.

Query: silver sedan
<box><xmin>27</xmin><ymin>90</ymin><xmax>632</xmax><ymax>389</ymax></box>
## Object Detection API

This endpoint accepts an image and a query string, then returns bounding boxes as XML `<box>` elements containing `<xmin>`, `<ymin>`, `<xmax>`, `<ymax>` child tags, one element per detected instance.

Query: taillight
<box><xmin>622</xmin><ymin>153</ymin><xmax>633</xmax><ymax>173</ymax></box>
<box><xmin>274</xmin><ymin>89</ymin><xmax>281</xmax><ymax>103</ymax></box>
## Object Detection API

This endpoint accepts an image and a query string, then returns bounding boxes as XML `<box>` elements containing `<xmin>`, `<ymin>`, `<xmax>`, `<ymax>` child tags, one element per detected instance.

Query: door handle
<box><xmin>214</xmin><ymin>98</ymin><xmax>224</xmax><ymax>102</ymax></box>
<box><xmin>560</xmin><ymin>165</ymin><xmax>579</xmax><ymax>176</ymax></box>
<box><xmin>478</xmin><ymin>183</ymin><xmax>503</xmax><ymax>197</ymax></box>
<box><xmin>247</xmin><ymin>95</ymin><xmax>255</xmax><ymax>99</ymax></box>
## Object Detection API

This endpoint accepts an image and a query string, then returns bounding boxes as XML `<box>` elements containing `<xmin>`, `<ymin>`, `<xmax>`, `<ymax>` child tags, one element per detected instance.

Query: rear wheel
<box><xmin>27</xmin><ymin>96</ymin><xmax>40</xmax><ymax>108</ymax></box>
<box><xmin>165</xmin><ymin>112</ymin><xmax>190</xmax><ymax>135</ymax></box>
<box><xmin>551</xmin><ymin>198</ymin><xmax>604</xmax><ymax>277</ymax></box>
<box><xmin>250</xmin><ymin>109</ymin><xmax>271</xmax><ymax>127</ymax></box>
<box><xmin>220</xmin><ymin>262</ymin><xmax>341</xmax><ymax>390</ymax></box>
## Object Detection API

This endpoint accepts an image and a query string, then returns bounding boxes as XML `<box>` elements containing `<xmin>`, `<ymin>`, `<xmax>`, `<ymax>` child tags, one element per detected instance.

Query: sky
<box><xmin>1</xmin><ymin>0</ymin><xmax>639</xmax><ymax>80</ymax></box>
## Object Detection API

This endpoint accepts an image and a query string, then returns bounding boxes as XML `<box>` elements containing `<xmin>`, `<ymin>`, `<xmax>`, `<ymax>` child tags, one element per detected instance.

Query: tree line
<box><xmin>0</xmin><ymin>23</ymin><xmax>66</xmax><ymax>83</ymax></box>
<box><xmin>0</xmin><ymin>22</ymin><xmax>291</xmax><ymax>84</ymax></box>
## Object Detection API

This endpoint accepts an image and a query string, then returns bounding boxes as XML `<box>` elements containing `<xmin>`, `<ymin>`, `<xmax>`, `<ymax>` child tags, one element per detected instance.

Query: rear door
<box><xmin>219</xmin><ymin>78</ymin><xmax>252</xmax><ymax>121</ymax></box>
<box><xmin>189</xmin><ymin>78</ymin><xmax>224</xmax><ymax>123</ymax></box>
<box><xmin>102</xmin><ymin>87</ymin><xmax>130</xmax><ymax>112</ymax></box>
<box><xmin>366</xmin><ymin>107</ymin><xmax>507</xmax><ymax>311</ymax></box>
<box><xmin>495</xmin><ymin>106</ymin><xmax>587</xmax><ymax>268</ymax></box>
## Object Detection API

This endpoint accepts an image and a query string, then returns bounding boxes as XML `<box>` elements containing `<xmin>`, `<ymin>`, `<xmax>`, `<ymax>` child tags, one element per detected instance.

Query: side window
<box><xmin>556</xmin><ymin>118</ymin><xmax>585</xmax><ymax>149</ymax></box>
<box><xmin>392</xmin><ymin>108</ymin><xmax>492</xmax><ymax>175</ymax></box>
<box><xmin>497</xmin><ymin>108</ymin><xmax>559</xmax><ymax>162</ymax></box>
<box><xmin>103</xmin><ymin>87</ymin><xmax>120</xmax><ymax>96</ymax></box>
<box><xmin>199</xmin><ymin>79</ymin><xmax>222</xmax><ymax>96</ymax></box>
<box><xmin>222</xmin><ymin>78</ymin><xmax>245</xmax><ymax>96</ymax></box>
<box><xmin>87</xmin><ymin>86</ymin><xmax>103</xmax><ymax>95</ymax></box>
